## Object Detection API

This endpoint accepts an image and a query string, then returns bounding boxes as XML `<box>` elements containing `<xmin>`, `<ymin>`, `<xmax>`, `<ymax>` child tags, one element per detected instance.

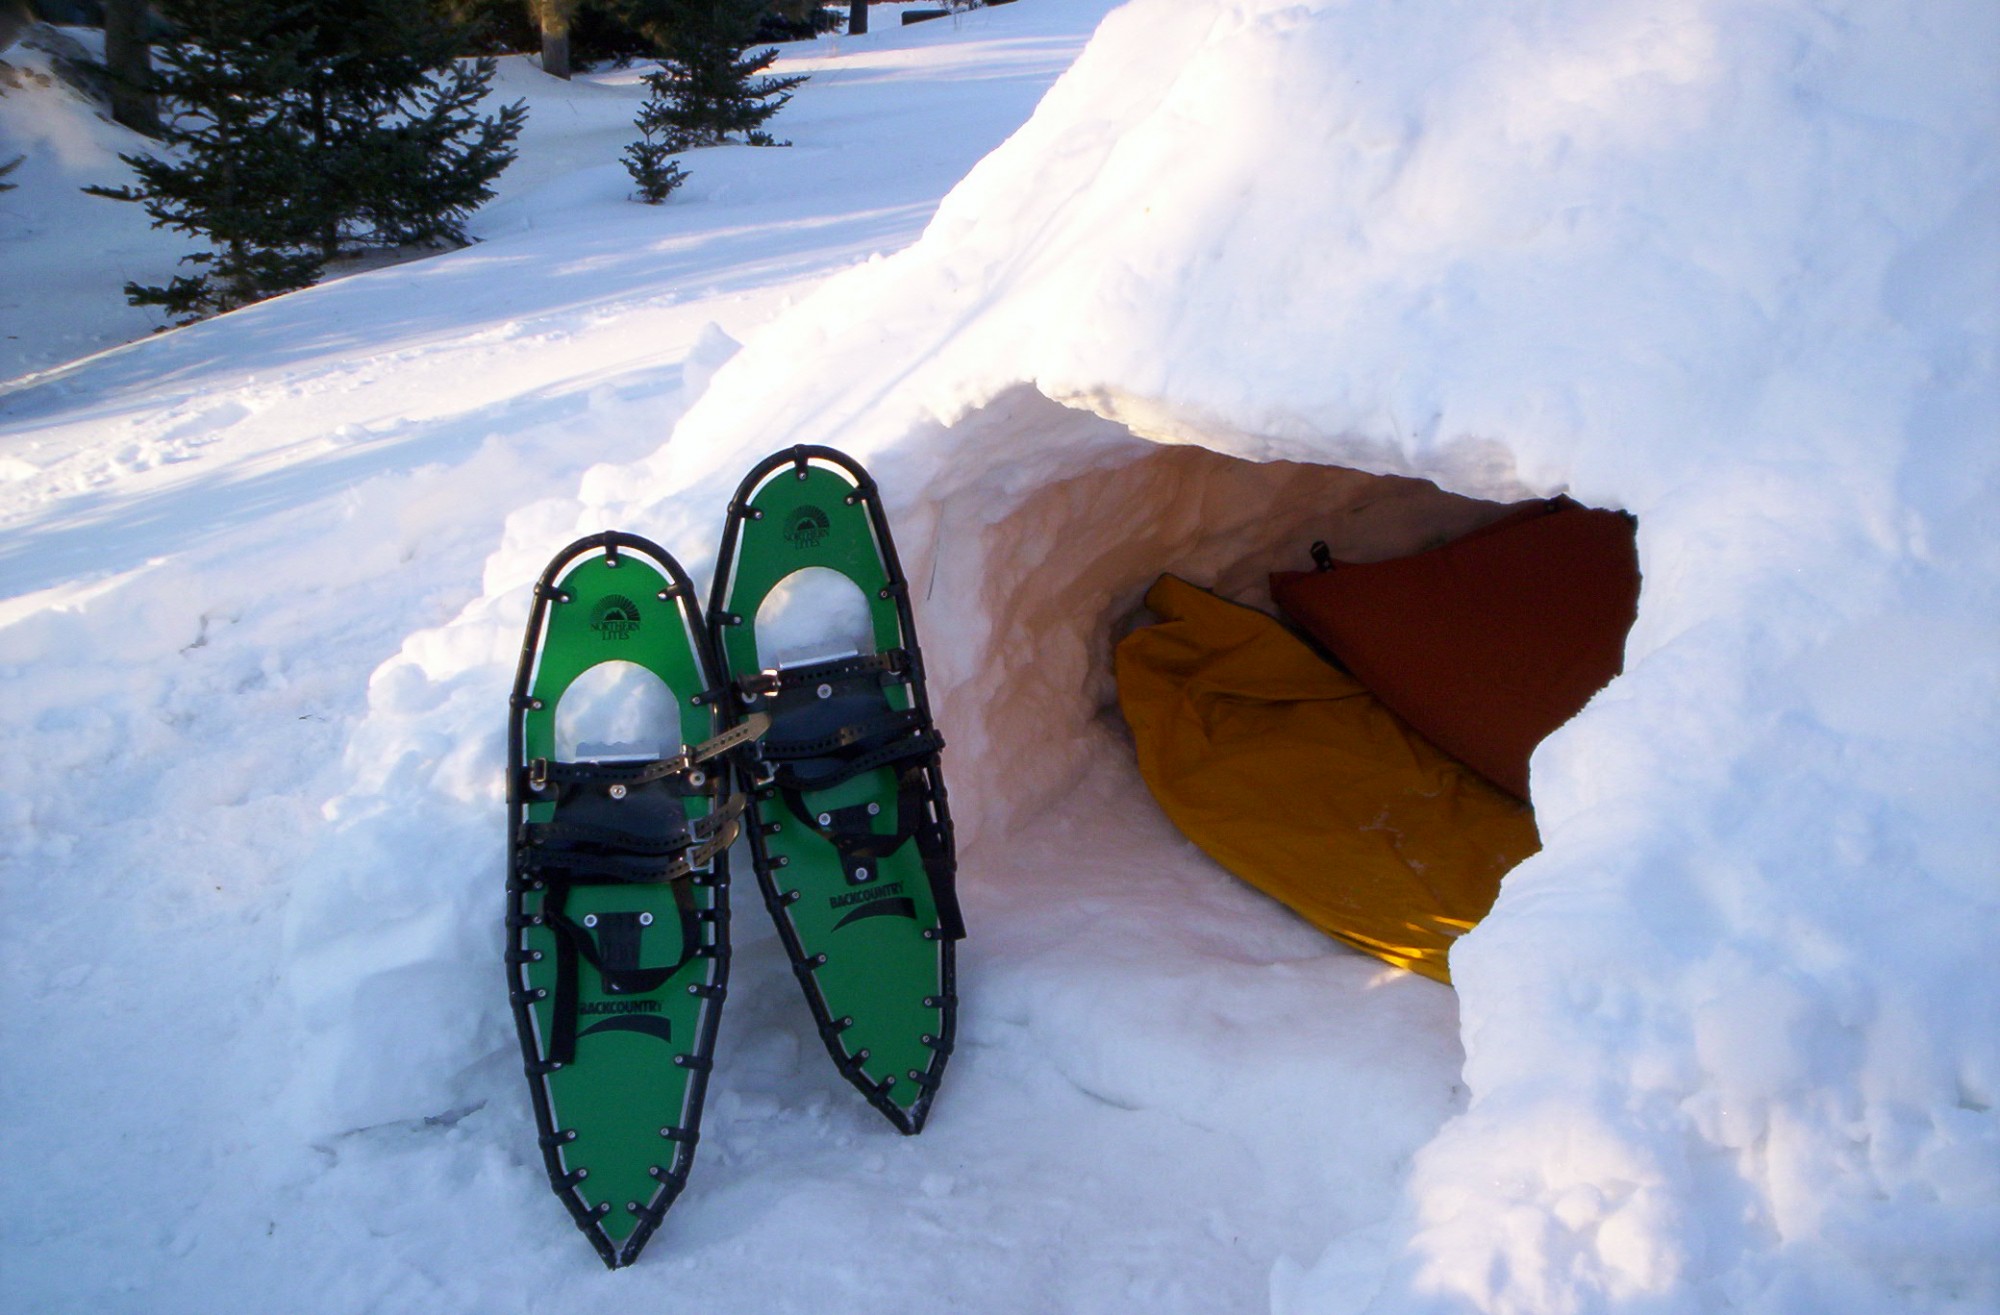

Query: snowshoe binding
<box><xmin>710</xmin><ymin>446</ymin><xmax>965</xmax><ymax>1135</ymax></box>
<box><xmin>506</xmin><ymin>532</ymin><xmax>758</xmax><ymax>1267</ymax></box>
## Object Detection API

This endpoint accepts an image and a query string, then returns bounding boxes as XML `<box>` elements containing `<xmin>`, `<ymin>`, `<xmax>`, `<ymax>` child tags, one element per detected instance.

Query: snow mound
<box><xmin>550</xmin><ymin>0</ymin><xmax>1993</xmax><ymax>1309</ymax></box>
<box><xmin>295</xmin><ymin>0</ymin><xmax>1996</xmax><ymax>1309</ymax></box>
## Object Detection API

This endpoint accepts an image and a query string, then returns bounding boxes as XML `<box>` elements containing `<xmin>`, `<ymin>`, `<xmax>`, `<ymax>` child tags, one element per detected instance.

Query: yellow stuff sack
<box><xmin>1114</xmin><ymin>575</ymin><xmax>1540</xmax><ymax>984</ymax></box>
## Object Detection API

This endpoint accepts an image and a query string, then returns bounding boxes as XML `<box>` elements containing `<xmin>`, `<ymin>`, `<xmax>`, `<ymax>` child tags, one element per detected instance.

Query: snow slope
<box><xmin>4</xmin><ymin>1</ymin><xmax>1997</xmax><ymax>1313</ymax></box>
<box><xmin>0</xmin><ymin>26</ymin><xmax>201</xmax><ymax>380</ymax></box>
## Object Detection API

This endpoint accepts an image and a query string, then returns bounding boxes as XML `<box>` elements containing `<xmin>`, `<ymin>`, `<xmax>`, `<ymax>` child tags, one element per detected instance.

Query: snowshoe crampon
<box><xmin>506</xmin><ymin>532</ymin><xmax>749</xmax><ymax>1267</ymax></box>
<box><xmin>711</xmin><ymin>446</ymin><xmax>965</xmax><ymax>1134</ymax></box>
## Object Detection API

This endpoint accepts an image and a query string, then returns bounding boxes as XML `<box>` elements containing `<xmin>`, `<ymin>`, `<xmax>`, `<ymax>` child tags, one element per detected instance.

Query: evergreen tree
<box><xmin>87</xmin><ymin>0</ymin><xmax>526</xmax><ymax>322</ymax></box>
<box><xmin>623</xmin><ymin>74</ymin><xmax>689</xmax><ymax>202</ymax></box>
<box><xmin>84</xmin><ymin>0</ymin><xmax>328</xmax><ymax>320</ymax></box>
<box><xmin>287</xmin><ymin>0</ymin><xmax>527</xmax><ymax>257</ymax></box>
<box><xmin>625</xmin><ymin>0</ymin><xmax>805</xmax><ymax>147</ymax></box>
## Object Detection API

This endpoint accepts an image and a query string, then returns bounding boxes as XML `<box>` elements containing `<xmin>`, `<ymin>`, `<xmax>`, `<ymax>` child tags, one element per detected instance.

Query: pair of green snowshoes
<box><xmin>504</xmin><ymin>447</ymin><xmax>965</xmax><ymax>1268</ymax></box>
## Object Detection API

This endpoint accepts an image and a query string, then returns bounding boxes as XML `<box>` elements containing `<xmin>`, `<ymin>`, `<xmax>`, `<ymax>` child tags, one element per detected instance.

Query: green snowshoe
<box><xmin>710</xmin><ymin>446</ymin><xmax>965</xmax><ymax>1135</ymax></box>
<box><xmin>506</xmin><ymin>532</ymin><xmax>758</xmax><ymax>1267</ymax></box>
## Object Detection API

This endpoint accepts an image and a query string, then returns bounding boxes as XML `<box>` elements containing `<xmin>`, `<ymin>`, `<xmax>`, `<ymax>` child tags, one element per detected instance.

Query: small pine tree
<box><xmin>627</xmin><ymin>0</ymin><xmax>806</xmax><ymax>148</ymax></box>
<box><xmin>624</xmin><ymin>74</ymin><xmax>690</xmax><ymax>203</ymax></box>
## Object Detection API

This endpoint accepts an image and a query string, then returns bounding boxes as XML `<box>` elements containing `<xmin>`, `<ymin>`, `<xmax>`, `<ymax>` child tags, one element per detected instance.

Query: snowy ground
<box><xmin>5</xmin><ymin>2</ymin><xmax>1997</xmax><ymax>1312</ymax></box>
<box><xmin>1</xmin><ymin>7</ymin><xmax>1467</xmax><ymax>1312</ymax></box>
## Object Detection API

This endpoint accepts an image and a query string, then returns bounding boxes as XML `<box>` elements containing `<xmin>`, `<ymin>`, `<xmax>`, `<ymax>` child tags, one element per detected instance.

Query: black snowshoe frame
<box><xmin>710</xmin><ymin>445</ymin><xmax>964</xmax><ymax>1135</ymax></box>
<box><xmin>506</xmin><ymin>531</ymin><xmax>748</xmax><ymax>1268</ymax></box>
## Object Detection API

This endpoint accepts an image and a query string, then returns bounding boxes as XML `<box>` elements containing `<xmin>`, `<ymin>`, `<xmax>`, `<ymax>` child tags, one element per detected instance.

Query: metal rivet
<box><xmin>529</xmin><ymin>698</ymin><xmax>544</xmax><ymax>710</ymax></box>
<box><xmin>855</xmin><ymin>1049</ymin><xmax>870</xmax><ymax>1061</ymax></box>
<box><xmin>626</xmin><ymin>1200</ymin><xmax>639</xmax><ymax>1211</ymax></box>
<box><xmin>608</xmin><ymin>783</ymin><xmax>627</xmax><ymax>800</ymax></box>
<box><xmin>816</xmin><ymin>683</ymin><xmax>832</xmax><ymax>699</ymax></box>
<box><xmin>575</xmin><ymin>1168</ymin><xmax>588</xmax><ymax>1180</ymax></box>
<box><xmin>657</xmin><ymin>591</ymin><xmax>670</xmax><ymax>601</ymax></box>
<box><xmin>688</xmin><ymin>769</ymin><xmax>706</xmax><ymax>787</ymax></box>
<box><xmin>866</xmin><ymin>802</ymin><xmax>880</xmax><ymax>816</ymax></box>
<box><xmin>855</xmin><ymin>867</ymin><xmax>871</xmax><ymax>881</ymax></box>
<box><xmin>583</xmin><ymin>914</ymin><xmax>598</xmax><ymax>928</ymax></box>
<box><xmin>796</xmin><ymin>469</ymin><xmax>809</xmax><ymax>480</ymax></box>
<box><xmin>817</xmin><ymin>812</ymin><xmax>833</xmax><ymax>827</ymax></box>
<box><xmin>639</xmin><ymin>912</ymin><xmax>653</xmax><ymax>927</ymax></box>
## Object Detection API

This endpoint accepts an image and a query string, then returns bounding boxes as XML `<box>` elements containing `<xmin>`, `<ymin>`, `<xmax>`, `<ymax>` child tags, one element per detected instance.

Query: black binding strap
<box><xmin>530</xmin><ymin>794</ymin><xmax>746</xmax><ymax>1066</ymax></box>
<box><xmin>776</xmin><ymin>755</ymin><xmax>965</xmax><ymax>941</ymax></box>
<box><xmin>542</xmin><ymin>881</ymin><xmax>700</xmax><ymax>1066</ymax></box>
<box><xmin>765</xmin><ymin>727</ymin><xmax>945</xmax><ymax>794</ymax></box>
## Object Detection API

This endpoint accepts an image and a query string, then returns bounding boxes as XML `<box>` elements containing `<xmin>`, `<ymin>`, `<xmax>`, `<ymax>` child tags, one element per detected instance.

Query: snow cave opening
<box><xmin>923</xmin><ymin>403</ymin><xmax>1528</xmax><ymax>840</ymax></box>
<box><xmin>908</xmin><ymin>391</ymin><xmax>1637</xmax><ymax>977</ymax></box>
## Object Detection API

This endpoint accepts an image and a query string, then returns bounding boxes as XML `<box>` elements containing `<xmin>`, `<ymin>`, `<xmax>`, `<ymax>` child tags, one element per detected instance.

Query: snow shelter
<box><xmin>912</xmin><ymin>393</ymin><xmax>1638</xmax><ymax>985</ymax></box>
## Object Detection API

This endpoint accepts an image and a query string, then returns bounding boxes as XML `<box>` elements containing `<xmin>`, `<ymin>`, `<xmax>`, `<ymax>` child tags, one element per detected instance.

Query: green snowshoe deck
<box><xmin>711</xmin><ymin>447</ymin><xmax>964</xmax><ymax>1134</ymax></box>
<box><xmin>506</xmin><ymin>533</ymin><xmax>738</xmax><ymax>1268</ymax></box>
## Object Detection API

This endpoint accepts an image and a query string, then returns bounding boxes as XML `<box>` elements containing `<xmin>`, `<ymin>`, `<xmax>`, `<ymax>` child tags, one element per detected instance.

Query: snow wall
<box><xmin>320</xmin><ymin>0</ymin><xmax>1997</xmax><ymax>1310</ymax></box>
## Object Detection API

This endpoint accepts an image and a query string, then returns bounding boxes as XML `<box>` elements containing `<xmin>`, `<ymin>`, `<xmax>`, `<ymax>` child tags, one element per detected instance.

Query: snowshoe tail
<box><xmin>507</xmin><ymin>532</ymin><xmax>738</xmax><ymax>1267</ymax></box>
<box><xmin>710</xmin><ymin>446</ymin><xmax>964</xmax><ymax>1135</ymax></box>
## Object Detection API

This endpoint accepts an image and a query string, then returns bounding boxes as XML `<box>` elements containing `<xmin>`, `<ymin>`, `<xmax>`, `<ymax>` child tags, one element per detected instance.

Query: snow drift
<box><xmin>514</xmin><ymin>0</ymin><xmax>1994</xmax><ymax>1309</ymax></box>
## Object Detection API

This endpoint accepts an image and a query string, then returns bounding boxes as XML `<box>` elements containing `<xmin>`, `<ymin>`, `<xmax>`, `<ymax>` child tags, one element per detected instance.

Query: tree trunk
<box><xmin>538</xmin><ymin>0</ymin><xmax>575</xmax><ymax>80</ymax></box>
<box><xmin>849</xmin><ymin>1</ymin><xmax>867</xmax><ymax>36</ymax></box>
<box><xmin>103</xmin><ymin>0</ymin><xmax>161</xmax><ymax>138</ymax></box>
<box><xmin>1</xmin><ymin>0</ymin><xmax>31</xmax><ymax>55</ymax></box>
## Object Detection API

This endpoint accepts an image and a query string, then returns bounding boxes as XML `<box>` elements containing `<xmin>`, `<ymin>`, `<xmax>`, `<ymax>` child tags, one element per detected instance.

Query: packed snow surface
<box><xmin>4</xmin><ymin>1</ymin><xmax>1997</xmax><ymax>1313</ymax></box>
